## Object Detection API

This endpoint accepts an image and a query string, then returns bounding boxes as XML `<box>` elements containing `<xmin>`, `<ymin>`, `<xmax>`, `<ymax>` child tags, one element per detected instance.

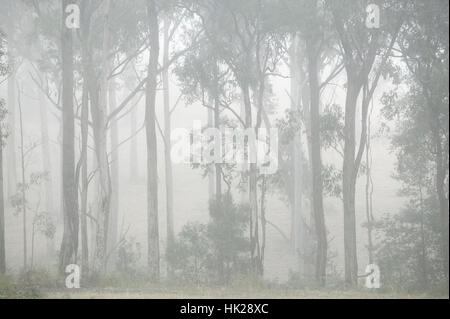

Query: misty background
<box><xmin>0</xmin><ymin>0</ymin><xmax>447</xmax><ymax>297</ymax></box>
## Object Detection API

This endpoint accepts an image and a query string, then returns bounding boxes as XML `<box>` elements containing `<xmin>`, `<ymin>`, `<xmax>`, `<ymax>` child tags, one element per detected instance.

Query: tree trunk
<box><xmin>18</xmin><ymin>89</ymin><xmax>27</xmax><ymax>271</ymax></box>
<box><xmin>342</xmin><ymin>78</ymin><xmax>360</xmax><ymax>286</ymax></box>
<box><xmin>129</xmin><ymin>90</ymin><xmax>139</xmax><ymax>182</ymax></box>
<box><xmin>79</xmin><ymin>0</ymin><xmax>93</xmax><ymax>275</ymax></box>
<box><xmin>418</xmin><ymin>185</ymin><xmax>427</xmax><ymax>288</ymax></box>
<box><xmin>107</xmin><ymin>77</ymin><xmax>119</xmax><ymax>269</ymax></box>
<box><xmin>146</xmin><ymin>0</ymin><xmax>160</xmax><ymax>280</ymax></box>
<box><xmin>6</xmin><ymin>71</ymin><xmax>17</xmax><ymax>198</ymax></box>
<box><xmin>289</xmin><ymin>34</ymin><xmax>305</xmax><ymax>275</ymax></box>
<box><xmin>208</xmin><ymin>106</ymin><xmax>215</xmax><ymax>201</ymax></box>
<box><xmin>80</xmin><ymin>80</ymin><xmax>89</xmax><ymax>276</ymax></box>
<box><xmin>59</xmin><ymin>0</ymin><xmax>79</xmax><ymax>274</ymax></box>
<box><xmin>38</xmin><ymin>86</ymin><xmax>55</xmax><ymax>258</ymax></box>
<box><xmin>365</xmin><ymin>107</ymin><xmax>374</xmax><ymax>264</ymax></box>
<box><xmin>163</xmin><ymin>17</ymin><xmax>174</xmax><ymax>260</ymax></box>
<box><xmin>0</xmin><ymin>127</ymin><xmax>5</xmax><ymax>274</ymax></box>
<box><xmin>89</xmin><ymin>0</ymin><xmax>112</xmax><ymax>270</ymax></box>
<box><xmin>306</xmin><ymin>34</ymin><xmax>327</xmax><ymax>287</ymax></box>
<box><xmin>241</xmin><ymin>83</ymin><xmax>260</xmax><ymax>275</ymax></box>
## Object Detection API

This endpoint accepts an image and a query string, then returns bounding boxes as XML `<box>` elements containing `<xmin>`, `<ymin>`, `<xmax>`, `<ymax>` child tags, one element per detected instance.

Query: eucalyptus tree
<box><xmin>190</xmin><ymin>0</ymin><xmax>286</xmax><ymax>276</ymax></box>
<box><xmin>277</xmin><ymin>0</ymin><xmax>346</xmax><ymax>285</ymax></box>
<box><xmin>59</xmin><ymin>0</ymin><xmax>78</xmax><ymax>273</ymax></box>
<box><xmin>0</xmin><ymin>29</ymin><xmax>8</xmax><ymax>274</ymax></box>
<box><xmin>330</xmin><ymin>0</ymin><xmax>403</xmax><ymax>285</ymax></box>
<box><xmin>391</xmin><ymin>0</ymin><xmax>449</xmax><ymax>278</ymax></box>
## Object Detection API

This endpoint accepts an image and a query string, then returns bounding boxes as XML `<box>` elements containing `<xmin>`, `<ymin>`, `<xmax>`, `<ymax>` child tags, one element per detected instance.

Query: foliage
<box><xmin>167</xmin><ymin>193</ymin><xmax>250</xmax><ymax>284</ymax></box>
<box><xmin>374</xmin><ymin>203</ymin><xmax>446</xmax><ymax>291</ymax></box>
<box><xmin>115</xmin><ymin>237</ymin><xmax>142</xmax><ymax>275</ymax></box>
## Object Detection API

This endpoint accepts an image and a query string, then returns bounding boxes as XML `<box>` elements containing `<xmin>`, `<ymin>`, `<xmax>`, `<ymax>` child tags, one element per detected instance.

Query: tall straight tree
<box><xmin>162</xmin><ymin>15</ymin><xmax>174</xmax><ymax>259</ymax></box>
<box><xmin>146</xmin><ymin>0</ymin><xmax>160</xmax><ymax>280</ymax></box>
<box><xmin>107</xmin><ymin>75</ymin><xmax>119</xmax><ymax>267</ymax></box>
<box><xmin>331</xmin><ymin>0</ymin><xmax>401</xmax><ymax>285</ymax></box>
<box><xmin>90</xmin><ymin>0</ymin><xmax>112</xmax><ymax>270</ymax></box>
<box><xmin>0</xmin><ymin>105</ymin><xmax>5</xmax><ymax>275</ymax></box>
<box><xmin>304</xmin><ymin>0</ymin><xmax>327</xmax><ymax>286</ymax></box>
<box><xmin>38</xmin><ymin>82</ymin><xmax>55</xmax><ymax>257</ymax></box>
<box><xmin>0</xmin><ymin>30</ymin><xmax>7</xmax><ymax>274</ymax></box>
<box><xmin>0</xmin><ymin>116</ymin><xmax>4</xmax><ymax>275</ymax></box>
<box><xmin>4</xmin><ymin>1</ymin><xmax>17</xmax><ymax>199</ymax></box>
<box><xmin>59</xmin><ymin>0</ymin><xmax>78</xmax><ymax>273</ymax></box>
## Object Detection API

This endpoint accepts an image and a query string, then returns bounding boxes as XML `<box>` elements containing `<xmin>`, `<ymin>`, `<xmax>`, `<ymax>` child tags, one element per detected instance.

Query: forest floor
<box><xmin>42</xmin><ymin>286</ymin><xmax>447</xmax><ymax>299</ymax></box>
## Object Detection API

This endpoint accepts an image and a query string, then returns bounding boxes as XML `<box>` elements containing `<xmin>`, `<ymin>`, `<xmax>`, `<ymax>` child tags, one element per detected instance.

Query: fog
<box><xmin>0</xmin><ymin>0</ymin><xmax>448</xmax><ymax>298</ymax></box>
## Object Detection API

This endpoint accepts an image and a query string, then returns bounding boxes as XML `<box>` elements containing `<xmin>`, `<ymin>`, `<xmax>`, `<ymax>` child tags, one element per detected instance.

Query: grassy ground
<box><xmin>42</xmin><ymin>286</ymin><xmax>445</xmax><ymax>299</ymax></box>
<box><xmin>1</xmin><ymin>271</ymin><xmax>448</xmax><ymax>299</ymax></box>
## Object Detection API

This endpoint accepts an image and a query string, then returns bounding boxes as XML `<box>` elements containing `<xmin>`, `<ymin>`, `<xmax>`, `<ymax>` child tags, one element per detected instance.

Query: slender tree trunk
<box><xmin>80</xmin><ymin>80</ymin><xmax>89</xmax><ymax>276</ymax></box>
<box><xmin>6</xmin><ymin>15</ymin><xmax>17</xmax><ymax>199</ymax></box>
<box><xmin>59</xmin><ymin>0</ymin><xmax>78</xmax><ymax>274</ymax></box>
<box><xmin>107</xmin><ymin>77</ymin><xmax>119</xmax><ymax>268</ymax></box>
<box><xmin>208</xmin><ymin>106</ymin><xmax>215</xmax><ymax>201</ymax></box>
<box><xmin>18</xmin><ymin>90</ymin><xmax>27</xmax><ymax>271</ymax></box>
<box><xmin>306</xmin><ymin>33</ymin><xmax>327</xmax><ymax>287</ymax></box>
<box><xmin>214</xmin><ymin>97</ymin><xmax>222</xmax><ymax>202</ymax></box>
<box><xmin>0</xmin><ymin>128</ymin><xmax>5</xmax><ymax>274</ymax></box>
<box><xmin>38</xmin><ymin>86</ymin><xmax>55</xmax><ymax>258</ymax></box>
<box><xmin>80</xmin><ymin>1</ymin><xmax>93</xmax><ymax>275</ymax></box>
<box><xmin>364</xmin><ymin>119</ymin><xmax>374</xmax><ymax>264</ymax></box>
<box><xmin>146</xmin><ymin>0</ymin><xmax>160</xmax><ymax>280</ymax></box>
<box><xmin>6</xmin><ymin>70</ymin><xmax>17</xmax><ymax>198</ymax></box>
<box><xmin>298</xmin><ymin>61</ymin><xmax>315</xmax><ymax>279</ymax></box>
<box><xmin>418</xmin><ymin>185</ymin><xmax>427</xmax><ymax>288</ymax></box>
<box><xmin>163</xmin><ymin>17</ymin><xmax>174</xmax><ymax>261</ymax></box>
<box><xmin>289</xmin><ymin>34</ymin><xmax>304</xmax><ymax>275</ymax></box>
<box><xmin>89</xmin><ymin>0</ymin><xmax>112</xmax><ymax>270</ymax></box>
<box><xmin>342</xmin><ymin>77</ymin><xmax>360</xmax><ymax>286</ymax></box>
<box><xmin>241</xmin><ymin>83</ymin><xmax>260</xmax><ymax>275</ymax></box>
<box><xmin>129</xmin><ymin>94</ymin><xmax>139</xmax><ymax>182</ymax></box>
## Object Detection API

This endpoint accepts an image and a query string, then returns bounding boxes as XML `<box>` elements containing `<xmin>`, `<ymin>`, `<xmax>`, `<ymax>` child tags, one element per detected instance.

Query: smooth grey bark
<box><xmin>107</xmin><ymin>77</ymin><xmax>119</xmax><ymax>268</ymax></box>
<box><xmin>145</xmin><ymin>0</ymin><xmax>160</xmax><ymax>280</ymax></box>
<box><xmin>89</xmin><ymin>0</ymin><xmax>112</xmax><ymax>270</ymax></box>
<box><xmin>38</xmin><ymin>86</ymin><xmax>55</xmax><ymax>258</ymax></box>
<box><xmin>0</xmin><ymin>122</ymin><xmax>5</xmax><ymax>274</ymax></box>
<box><xmin>342</xmin><ymin>77</ymin><xmax>360</xmax><ymax>286</ymax></box>
<box><xmin>301</xmin><ymin>2</ymin><xmax>328</xmax><ymax>284</ymax></box>
<box><xmin>6</xmin><ymin>71</ymin><xmax>17</xmax><ymax>198</ymax></box>
<box><xmin>163</xmin><ymin>17</ymin><xmax>174</xmax><ymax>255</ymax></box>
<box><xmin>59</xmin><ymin>0</ymin><xmax>78</xmax><ymax>274</ymax></box>
<box><xmin>80</xmin><ymin>80</ymin><xmax>89</xmax><ymax>275</ymax></box>
<box><xmin>18</xmin><ymin>89</ymin><xmax>27</xmax><ymax>270</ymax></box>
<box><xmin>306</xmin><ymin>33</ymin><xmax>327</xmax><ymax>286</ymax></box>
<box><xmin>79</xmin><ymin>0</ymin><xmax>93</xmax><ymax>274</ymax></box>
<box><xmin>207</xmin><ymin>106</ymin><xmax>215</xmax><ymax>201</ymax></box>
<box><xmin>364</xmin><ymin>105</ymin><xmax>374</xmax><ymax>264</ymax></box>
<box><xmin>5</xmin><ymin>14</ymin><xmax>17</xmax><ymax>199</ymax></box>
<box><xmin>129</xmin><ymin>92</ymin><xmax>139</xmax><ymax>182</ymax></box>
<box><xmin>289</xmin><ymin>34</ymin><xmax>305</xmax><ymax>275</ymax></box>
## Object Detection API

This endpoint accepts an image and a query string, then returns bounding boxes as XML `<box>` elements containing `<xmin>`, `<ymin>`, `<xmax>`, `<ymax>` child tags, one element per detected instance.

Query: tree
<box><xmin>0</xmin><ymin>102</ymin><xmax>5</xmax><ymax>274</ymax></box>
<box><xmin>394</xmin><ymin>0</ymin><xmax>449</xmax><ymax>278</ymax></box>
<box><xmin>0</xmin><ymin>29</ymin><xmax>7</xmax><ymax>272</ymax></box>
<box><xmin>59</xmin><ymin>0</ymin><xmax>79</xmax><ymax>274</ymax></box>
<box><xmin>330</xmin><ymin>0</ymin><xmax>401</xmax><ymax>285</ymax></box>
<box><xmin>145</xmin><ymin>0</ymin><xmax>160</xmax><ymax>280</ymax></box>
